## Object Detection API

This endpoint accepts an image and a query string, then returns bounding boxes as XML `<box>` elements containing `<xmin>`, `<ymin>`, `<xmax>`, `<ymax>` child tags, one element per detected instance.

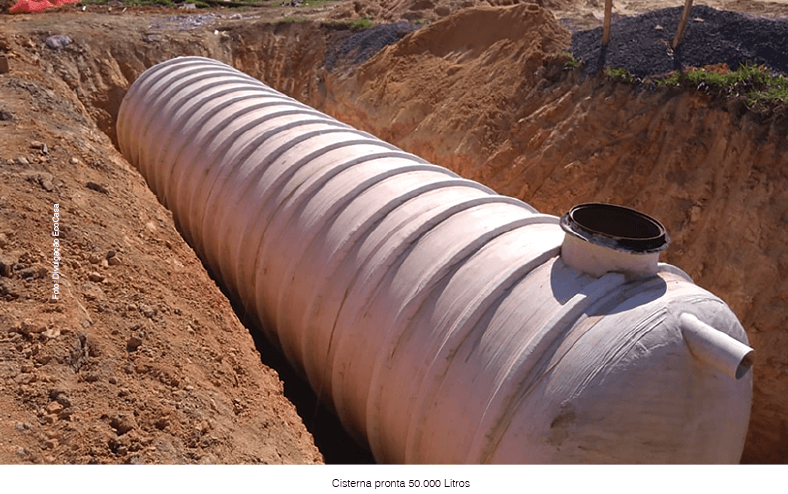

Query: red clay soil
<box><xmin>0</xmin><ymin>9</ymin><xmax>328</xmax><ymax>464</ymax></box>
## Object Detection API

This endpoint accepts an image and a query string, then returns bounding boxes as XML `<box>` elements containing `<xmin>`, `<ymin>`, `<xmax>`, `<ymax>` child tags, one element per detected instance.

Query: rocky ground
<box><xmin>0</xmin><ymin>45</ymin><xmax>324</xmax><ymax>465</ymax></box>
<box><xmin>0</xmin><ymin>4</ymin><xmax>348</xmax><ymax>465</ymax></box>
<box><xmin>1</xmin><ymin>0</ymin><xmax>787</xmax><ymax>464</ymax></box>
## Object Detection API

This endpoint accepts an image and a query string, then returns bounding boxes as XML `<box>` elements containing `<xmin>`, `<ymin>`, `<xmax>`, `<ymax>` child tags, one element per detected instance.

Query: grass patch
<box><xmin>596</xmin><ymin>62</ymin><xmax>787</xmax><ymax>111</ymax></box>
<box><xmin>349</xmin><ymin>16</ymin><xmax>374</xmax><ymax>29</ymax></box>
<box><xmin>656</xmin><ymin>62</ymin><xmax>787</xmax><ymax>107</ymax></box>
<box><xmin>605</xmin><ymin>66</ymin><xmax>636</xmax><ymax>84</ymax></box>
<box><xmin>560</xmin><ymin>50</ymin><xmax>580</xmax><ymax>68</ymax></box>
<box><xmin>301</xmin><ymin>0</ymin><xmax>343</xmax><ymax>6</ymax></box>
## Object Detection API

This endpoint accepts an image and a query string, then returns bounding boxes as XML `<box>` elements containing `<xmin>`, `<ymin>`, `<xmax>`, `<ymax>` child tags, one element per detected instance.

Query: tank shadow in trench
<box><xmin>219</xmin><ymin>277</ymin><xmax>377</xmax><ymax>464</ymax></box>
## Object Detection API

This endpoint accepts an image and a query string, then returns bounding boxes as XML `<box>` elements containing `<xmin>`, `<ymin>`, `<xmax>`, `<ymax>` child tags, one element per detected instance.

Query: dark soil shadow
<box><xmin>222</xmin><ymin>280</ymin><xmax>377</xmax><ymax>464</ymax></box>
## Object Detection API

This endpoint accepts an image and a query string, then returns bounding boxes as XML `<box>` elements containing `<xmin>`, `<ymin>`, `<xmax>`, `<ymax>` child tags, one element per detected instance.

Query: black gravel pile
<box><xmin>571</xmin><ymin>5</ymin><xmax>788</xmax><ymax>78</ymax></box>
<box><xmin>324</xmin><ymin>22</ymin><xmax>420</xmax><ymax>72</ymax></box>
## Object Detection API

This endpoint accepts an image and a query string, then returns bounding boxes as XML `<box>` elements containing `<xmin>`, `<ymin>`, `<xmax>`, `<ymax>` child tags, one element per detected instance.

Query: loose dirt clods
<box><xmin>1</xmin><ymin>0</ymin><xmax>788</xmax><ymax>464</ymax></box>
<box><xmin>0</xmin><ymin>14</ymin><xmax>324</xmax><ymax>462</ymax></box>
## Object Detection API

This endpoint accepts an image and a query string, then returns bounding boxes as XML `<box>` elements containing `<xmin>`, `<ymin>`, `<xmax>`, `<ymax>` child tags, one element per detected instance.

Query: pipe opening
<box><xmin>736</xmin><ymin>351</ymin><xmax>755</xmax><ymax>380</ymax></box>
<box><xmin>561</xmin><ymin>203</ymin><xmax>669</xmax><ymax>253</ymax></box>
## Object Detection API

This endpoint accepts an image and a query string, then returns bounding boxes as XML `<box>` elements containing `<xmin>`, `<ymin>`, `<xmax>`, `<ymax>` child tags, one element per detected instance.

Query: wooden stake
<box><xmin>602</xmin><ymin>0</ymin><xmax>613</xmax><ymax>46</ymax></box>
<box><xmin>672</xmin><ymin>0</ymin><xmax>694</xmax><ymax>49</ymax></box>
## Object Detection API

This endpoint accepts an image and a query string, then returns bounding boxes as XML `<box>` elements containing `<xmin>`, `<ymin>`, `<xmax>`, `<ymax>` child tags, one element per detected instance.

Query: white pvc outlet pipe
<box><xmin>117</xmin><ymin>57</ymin><xmax>754</xmax><ymax>464</ymax></box>
<box><xmin>680</xmin><ymin>313</ymin><xmax>755</xmax><ymax>380</ymax></box>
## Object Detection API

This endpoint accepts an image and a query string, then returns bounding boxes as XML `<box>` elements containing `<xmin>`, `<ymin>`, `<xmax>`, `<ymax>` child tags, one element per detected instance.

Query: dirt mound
<box><xmin>0</xmin><ymin>70</ymin><xmax>322</xmax><ymax>465</ymax></box>
<box><xmin>572</xmin><ymin>5</ymin><xmax>788</xmax><ymax>77</ymax></box>
<box><xmin>323</xmin><ymin>21</ymin><xmax>420</xmax><ymax>72</ymax></box>
<box><xmin>325</xmin><ymin>3</ymin><xmax>571</xmax><ymax>172</ymax></box>
<box><xmin>386</xmin><ymin>2</ymin><xmax>566</xmax><ymax>58</ymax></box>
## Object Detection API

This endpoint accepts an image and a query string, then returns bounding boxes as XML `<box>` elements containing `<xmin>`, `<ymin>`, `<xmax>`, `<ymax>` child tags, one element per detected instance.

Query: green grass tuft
<box><xmin>605</xmin><ymin>66</ymin><xmax>635</xmax><ymax>84</ymax></box>
<box><xmin>560</xmin><ymin>50</ymin><xmax>581</xmax><ymax>68</ymax></box>
<box><xmin>349</xmin><ymin>16</ymin><xmax>374</xmax><ymax>29</ymax></box>
<box><xmin>656</xmin><ymin>62</ymin><xmax>787</xmax><ymax>107</ymax></box>
<box><xmin>301</xmin><ymin>0</ymin><xmax>343</xmax><ymax>6</ymax></box>
<box><xmin>597</xmin><ymin>62</ymin><xmax>787</xmax><ymax>110</ymax></box>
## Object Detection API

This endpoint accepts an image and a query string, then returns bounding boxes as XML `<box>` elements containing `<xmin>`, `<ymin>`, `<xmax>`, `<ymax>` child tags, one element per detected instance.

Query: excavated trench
<box><xmin>3</xmin><ymin>2</ymin><xmax>788</xmax><ymax>463</ymax></box>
